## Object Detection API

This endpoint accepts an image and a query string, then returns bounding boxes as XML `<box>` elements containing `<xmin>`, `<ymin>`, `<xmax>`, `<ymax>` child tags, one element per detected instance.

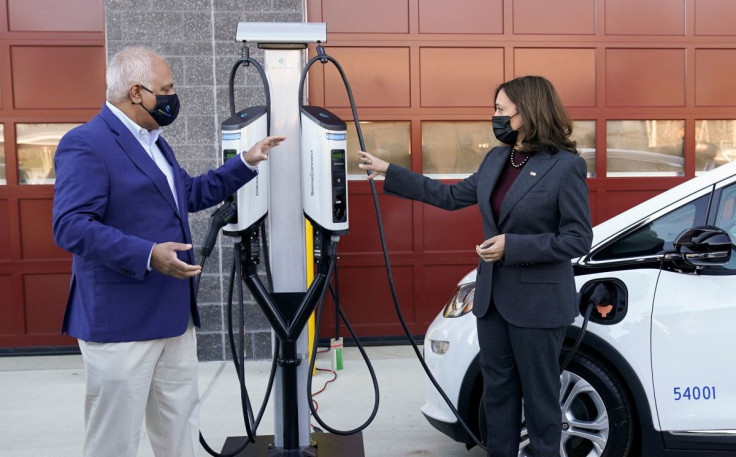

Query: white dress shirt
<box><xmin>106</xmin><ymin>102</ymin><xmax>180</xmax><ymax>208</ymax></box>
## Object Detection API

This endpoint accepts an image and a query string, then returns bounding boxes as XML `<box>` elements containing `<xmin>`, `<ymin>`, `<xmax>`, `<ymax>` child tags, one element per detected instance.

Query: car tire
<box><xmin>476</xmin><ymin>352</ymin><xmax>635</xmax><ymax>457</ymax></box>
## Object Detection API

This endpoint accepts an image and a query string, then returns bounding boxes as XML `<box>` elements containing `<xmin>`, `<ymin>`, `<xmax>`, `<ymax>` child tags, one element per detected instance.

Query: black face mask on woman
<box><xmin>138</xmin><ymin>85</ymin><xmax>180</xmax><ymax>127</ymax></box>
<box><xmin>492</xmin><ymin>113</ymin><xmax>519</xmax><ymax>145</ymax></box>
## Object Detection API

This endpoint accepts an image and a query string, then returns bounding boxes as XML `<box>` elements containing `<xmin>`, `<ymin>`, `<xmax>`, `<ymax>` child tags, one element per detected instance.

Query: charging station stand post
<box><xmin>219</xmin><ymin>22</ymin><xmax>364</xmax><ymax>457</ymax></box>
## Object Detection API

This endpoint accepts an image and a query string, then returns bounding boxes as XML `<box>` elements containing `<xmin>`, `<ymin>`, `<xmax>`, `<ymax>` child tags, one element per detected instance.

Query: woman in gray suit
<box><xmin>359</xmin><ymin>75</ymin><xmax>593</xmax><ymax>457</ymax></box>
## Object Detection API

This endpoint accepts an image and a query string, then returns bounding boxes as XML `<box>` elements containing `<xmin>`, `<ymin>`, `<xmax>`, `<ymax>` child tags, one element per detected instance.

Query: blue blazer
<box><xmin>384</xmin><ymin>145</ymin><xmax>593</xmax><ymax>328</ymax></box>
<box><xmin>53</xmin><ymin>105</ymin><xmax>257</xmax><ymax>342</ymax></box>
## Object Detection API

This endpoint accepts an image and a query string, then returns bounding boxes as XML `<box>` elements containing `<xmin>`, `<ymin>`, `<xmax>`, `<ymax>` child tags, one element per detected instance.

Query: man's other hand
<box><xmin>151</xmin><ymin>242</ymin><xmax>201</xmax><ymax>279</ymax></box>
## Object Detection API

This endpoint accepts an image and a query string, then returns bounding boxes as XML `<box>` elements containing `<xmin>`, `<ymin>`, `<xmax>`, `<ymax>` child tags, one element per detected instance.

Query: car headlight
<box><xmin>442</xmin><ymin>282</ymin><xmax>475</xmax><ymax>318</ymax></box>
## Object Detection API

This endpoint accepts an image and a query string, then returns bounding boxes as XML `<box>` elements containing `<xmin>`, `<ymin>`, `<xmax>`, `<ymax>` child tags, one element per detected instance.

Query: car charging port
<box><xmin>579</xmin><ymin>279</ymin><xmax>628</xmax><ymax>325</ymax></box>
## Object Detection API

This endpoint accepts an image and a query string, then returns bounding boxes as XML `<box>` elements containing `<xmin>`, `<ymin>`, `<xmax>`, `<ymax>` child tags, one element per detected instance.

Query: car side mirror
<box><xmin>672</xmin><ymin>225</ymin><xmax>733</xmax><ymax>267</ymax></box>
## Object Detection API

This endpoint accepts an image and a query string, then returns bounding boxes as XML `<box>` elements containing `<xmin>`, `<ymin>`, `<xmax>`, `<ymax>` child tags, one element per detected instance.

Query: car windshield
<box><xmin>592</xmin><ymin>194</ymin><xmax>710</xmax><ymax>261</ymax></box>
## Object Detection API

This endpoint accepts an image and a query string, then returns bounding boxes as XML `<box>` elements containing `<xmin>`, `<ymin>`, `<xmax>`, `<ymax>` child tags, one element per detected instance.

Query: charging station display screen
<box><xmin>224</xmin><ymin>149</ymin><xmax>238</xmax><ymax>161</ymax></box>
<box><xmin>331</xmin><ymin>149</ymin><xmax>347</xmax><ymax>223</ymax></box>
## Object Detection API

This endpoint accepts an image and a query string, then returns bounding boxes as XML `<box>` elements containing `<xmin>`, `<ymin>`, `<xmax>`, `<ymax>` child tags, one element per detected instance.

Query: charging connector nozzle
<box><xmin>201</xmin><ymin>201</ymin><xmax>238</xmax><ymax>257</ymax></box>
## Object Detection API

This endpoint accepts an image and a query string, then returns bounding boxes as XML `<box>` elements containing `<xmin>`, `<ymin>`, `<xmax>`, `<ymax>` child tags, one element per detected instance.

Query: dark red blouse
<box><xmin>490</xmin><ymin>149</ymin><xmax>529</xmax><ymax>222</ymax></box>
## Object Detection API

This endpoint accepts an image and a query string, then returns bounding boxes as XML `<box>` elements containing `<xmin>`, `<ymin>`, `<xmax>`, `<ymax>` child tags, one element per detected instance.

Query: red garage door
<box><xmin>0</xmin><ymin>0</ymin><xmax>105</xmax><ymax>350</ymax></box>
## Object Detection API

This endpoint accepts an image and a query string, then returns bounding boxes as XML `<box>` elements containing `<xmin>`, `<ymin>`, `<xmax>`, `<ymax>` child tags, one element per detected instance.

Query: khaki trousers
<box><xmin>78</xmin><ymin>320</ymin><xmax>199</xmax><ymax>457</ymax></box>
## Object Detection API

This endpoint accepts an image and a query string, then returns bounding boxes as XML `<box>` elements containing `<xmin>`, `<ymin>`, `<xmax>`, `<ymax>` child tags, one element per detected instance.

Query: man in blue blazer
<box><xmin>53</xmin><ymin>46</ymin><xmax>284</xmax><ymax>457</ymax></box>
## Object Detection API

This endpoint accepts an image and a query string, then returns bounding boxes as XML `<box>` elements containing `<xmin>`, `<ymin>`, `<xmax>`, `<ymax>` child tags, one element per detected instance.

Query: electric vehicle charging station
<box><xmin>213</xmin><ymin>22</ymin><xmax>364</xmax><ymax>457</ymax></box>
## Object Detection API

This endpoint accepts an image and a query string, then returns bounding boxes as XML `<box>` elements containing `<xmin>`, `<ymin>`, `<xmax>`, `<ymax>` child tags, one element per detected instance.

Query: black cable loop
<box><xmin>234</xmin><ymin>250</ymin><xmax>257</xmax><ymax>436</ymax></box>
<box><xmin>197</xmin><ymin>237</ymin><xmax>280</xmax><ymax>457</ymax></box>
<box><xmin>196</xmin><ymin>48</ymin><xmax>279</xmax><ymax>457</ymax></box>
<box><xmin>296</xmin><ymin>50</ymin><xmax>382</xmax><ymax>436</ymax></box>
<box><xmin>305</xmin><ymin>242</ymin><xmax>380</xmax><ymax>435</ymax></box>
<box><xmin>228</xmin><ymin>54</ymin><xmax>271</xmax><ymax>135</ymax></box>
<box><xmin>195</xmin><ymin>252</ymin><xmax>252</xmax><ymax>456</ymax></box>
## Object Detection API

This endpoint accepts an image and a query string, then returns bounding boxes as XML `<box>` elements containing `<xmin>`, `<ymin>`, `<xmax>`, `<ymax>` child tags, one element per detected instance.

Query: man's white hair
<box><xmin>106</xmin><ymin>47</ymin><xmax>162</xmax><ymax>103</ymax></box>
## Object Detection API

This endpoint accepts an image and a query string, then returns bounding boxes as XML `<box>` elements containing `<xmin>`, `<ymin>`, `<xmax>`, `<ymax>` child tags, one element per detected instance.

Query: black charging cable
<box><xmin>228</xmin><ymin>45</ymin><xmax>271</xmax><ymax>126</ymax></box>
<box><xmin>303</xmin><ymin>44</ymin><xmax>488</xmax><ymax>449</ymax></box>
<box><xmin>196</xmin><ymin>225</ymin><xmax>282</xmax><ymax>457</ymax></box>
<box><xmin>195</xmin><ymin>229</ymin><xmax>253</xmax><ymax>456</ymax></box>
<box><xmin>195</xmin><ymin>43</ymin><xmax>279</xmax><ymax>457</ymax></box>
<box><xmin>560</xmin><ymin>284</ymin><xmax>610</xmax><ymax>372</ymax></box>
<box><xmin>297</xmin><ymin>48</ymin><xmax>382</xmax><ymax>436</ymax></box>
<box><xmin>305</xmin><ymin>240</ymin><xmax>381</xmax><ymax>435</ymax></box>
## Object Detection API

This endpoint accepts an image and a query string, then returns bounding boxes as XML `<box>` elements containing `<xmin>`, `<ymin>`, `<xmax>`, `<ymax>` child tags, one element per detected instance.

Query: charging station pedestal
<box><xmin>223</xmin><ymin>22</ymin><xmax>364</xmax><ymax>457</ymax></box>
<box><xmin>221</xmin><ymin>433</ymin><xmax>364</xmax><ymax>457</ymax></box>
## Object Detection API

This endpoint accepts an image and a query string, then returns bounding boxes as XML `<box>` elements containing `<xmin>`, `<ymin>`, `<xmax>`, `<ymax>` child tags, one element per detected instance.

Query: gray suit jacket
<box><xmin>384</xmin><ymin>145</ymin><xmax>593</xmax><ymax>328</ymax></box>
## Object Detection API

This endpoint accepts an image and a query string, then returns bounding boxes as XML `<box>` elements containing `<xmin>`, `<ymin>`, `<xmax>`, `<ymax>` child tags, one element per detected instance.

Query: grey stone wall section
<box><xmin>105</xmin><ymin>0</ymin><xmax>305</xmax><ymax>360</ymax></box>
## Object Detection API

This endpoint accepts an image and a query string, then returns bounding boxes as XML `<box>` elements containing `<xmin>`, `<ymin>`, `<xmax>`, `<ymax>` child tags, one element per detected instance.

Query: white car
<box><xmin>421</xmin><ymin>160</ymin><xmax>736</xmax><ymax>457</ymax></box>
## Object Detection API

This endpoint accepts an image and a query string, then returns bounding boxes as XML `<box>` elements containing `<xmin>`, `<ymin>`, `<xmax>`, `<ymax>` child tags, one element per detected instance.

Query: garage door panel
<box><xmin>340</xmin><ymin>190</ymin><xmax>413</xmax><ymax>253</ymax></box>
<box><xmin>605</xmin><ymin>0</ymin><xmax>685</xmax><ymax>35</ymax></box>
<box><xmin>418</xmin><ymin>0</ymin><xmax>502</xmax><ymax>34</ymax></box>
<box><xmin>422</xmin><ymin>204</ymin><xmax>483</xmax><ymax>251</ymax></box>
<box><xmin>606</xmin><ymin>49</ymin><xmax>685</xmax><ymax>107</ymax></box>
<box><xmin>695</xmin><ymin>49</ymin><xmax>736</xmax><ymax>106</ymax></box>
<box><xmin>695</xmin><ymin>0</ymin><xmax>736</xmax><ymax>36</ymax></box>
<box><xmin>0</xmin><ymin>275</ymin><xmax>23</xmax><ymax>335</ymax></box>
<box><xmin>420</xmin><ymin>48</ymin><xmax>504</xmax><ymax>108</ymax></box>
<box><xmin>11</xmin><ymin>45</ymin><xmax>105</xmax><ymax>109</ymax></box>
<box><xmin>23</xmin><ymin>273</ymin><xmax>70</xmax><ymax>335</ymax></box>
<box><xmin>323</xmin><ymin>47</ymin><xmax>410</xmax><ymax>108</ymax></box>
<box><xmin>514</xmin><ymin>0</ymin><xmax>595</xmax><ymax>35</ymax></box>
<box><xmin>321</xmin><ymin>0</ymin><xmax>408</xmax><ymax>33</ymax></box>
<box><xmin>8</xmin><ymin>0</ymin><xmax>103</xmax><ymax>32</ymax></box>
<box><xmin>20</xmin><ymin>199</ymin><xmax>69</xmax><ymax>260</ymax></box>
<box><xmin>514</xmin><ymin>48</ymin><xmax>596</xmax><ymax>107</ymax></box>
<box><xmin>336</xmin><ymin>265</ymin><xmax>415</xmax><ymax>325</ymax></box>
<box><xmin>0</xmin><ymin>200</ymin><xmax>10</xmax><ymax>260</ymax></box>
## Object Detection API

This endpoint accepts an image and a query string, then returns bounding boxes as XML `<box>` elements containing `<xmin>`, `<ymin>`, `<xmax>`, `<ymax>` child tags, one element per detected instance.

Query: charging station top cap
<box><xmin>236</xmin><ymin>22</ymin><xmax>326</xmax><ymax>44</ymax></box>
<box><xmin>222</xmin><ymin>106</ymin><xmax>267</xmax><ymax>131</ymax></box>
<box><xmin>301</xmin><ymin>106</ymin><xmax>346</xmax><ymax>131</ymax></box>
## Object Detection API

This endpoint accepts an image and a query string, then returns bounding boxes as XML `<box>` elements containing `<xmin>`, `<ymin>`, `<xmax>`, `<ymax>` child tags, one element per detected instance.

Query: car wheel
<box><xmin>476</xmin><ymin>352</ymin><xmax>635</xmax><ymax>457</ymax></box>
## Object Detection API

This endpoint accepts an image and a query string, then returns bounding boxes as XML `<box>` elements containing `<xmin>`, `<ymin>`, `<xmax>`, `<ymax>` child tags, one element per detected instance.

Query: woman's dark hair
<box><xmin>494</xmin><ymin>75</ymin><xmax>577</xmax><ymax>154</ymax></box>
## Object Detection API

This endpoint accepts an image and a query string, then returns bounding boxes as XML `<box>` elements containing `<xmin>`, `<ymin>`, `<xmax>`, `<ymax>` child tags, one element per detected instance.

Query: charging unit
<box><xmin>300</xmin><ymin>106</ymin><xmax>348</xmax><ymax>234</ymax></box>
<box><xmin>222</xmin><ymin>106</ymin><xmax>269</xmax><ymax>234</ymax></box>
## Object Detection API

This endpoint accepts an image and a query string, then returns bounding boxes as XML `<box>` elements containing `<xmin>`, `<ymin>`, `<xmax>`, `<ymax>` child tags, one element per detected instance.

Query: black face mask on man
<box><xmin>492</xmin><ymin>113</ymin><xmax>519</xmax><ymax>145</ymax></box>
<box><xmin>137</xmin><ymin>85</ymin><xmax>180</xmax><ymax>127</ymax></box>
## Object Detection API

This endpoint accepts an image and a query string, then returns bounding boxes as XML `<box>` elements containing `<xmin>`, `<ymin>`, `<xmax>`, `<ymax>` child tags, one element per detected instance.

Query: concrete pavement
<box><xmin>0</xmin><ymin>345</ymin><xmax>485</xmax><ymax>457</ymax></box>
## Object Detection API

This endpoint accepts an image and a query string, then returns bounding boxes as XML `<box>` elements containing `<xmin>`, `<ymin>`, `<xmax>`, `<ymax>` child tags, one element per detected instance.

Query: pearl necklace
<box><xmin>510</xmin><ymin>148</ymin><xmax>529</xmax><ymax>168</ymax></box>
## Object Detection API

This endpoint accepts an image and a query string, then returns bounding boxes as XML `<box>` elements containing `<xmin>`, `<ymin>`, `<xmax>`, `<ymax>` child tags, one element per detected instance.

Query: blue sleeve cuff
<box><xmin>240</xmin><ymin>153</ymin><xmax>258</xmax><ymax>172</ymax></box>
